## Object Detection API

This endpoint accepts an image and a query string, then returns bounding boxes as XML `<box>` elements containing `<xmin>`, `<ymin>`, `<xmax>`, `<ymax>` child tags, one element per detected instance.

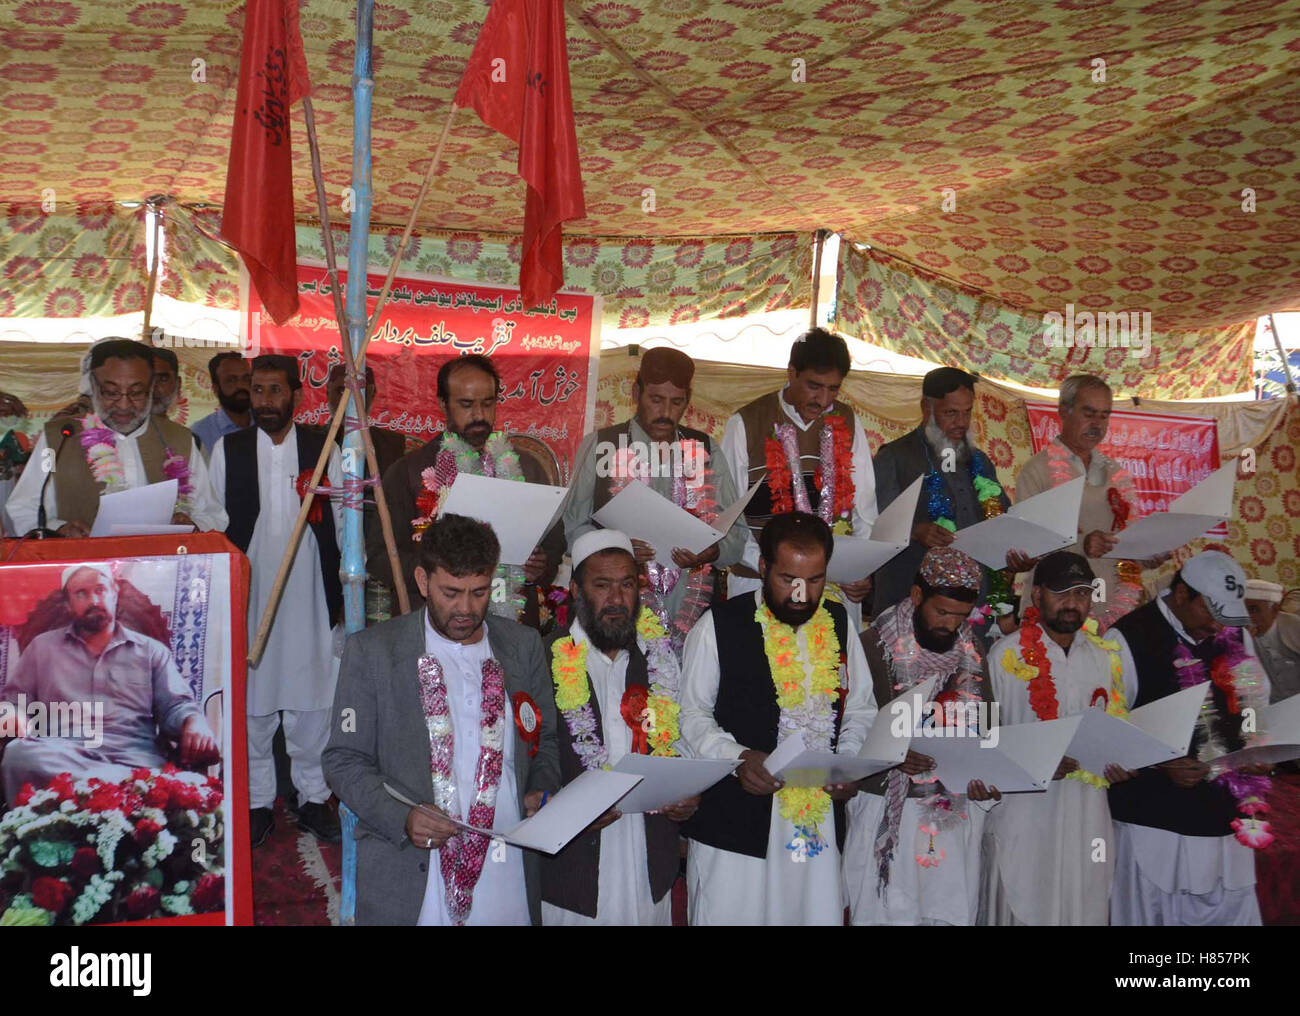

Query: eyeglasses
<box><xmin>95</xmin><ymin>384</ymin><xmax>151</xmax><ymax>405</ymax></box>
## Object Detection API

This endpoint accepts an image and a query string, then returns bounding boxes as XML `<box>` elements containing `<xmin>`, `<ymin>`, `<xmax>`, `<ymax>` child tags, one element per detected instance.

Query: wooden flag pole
<box><xmin>301</xmin><ymin>94</ymin><xmax>410</xmax><ymax>617</ymax></box>
<box><xmin>248</xmin><ymin>100</ymin><xmax>460</xmax><ymax>665</ymax></box>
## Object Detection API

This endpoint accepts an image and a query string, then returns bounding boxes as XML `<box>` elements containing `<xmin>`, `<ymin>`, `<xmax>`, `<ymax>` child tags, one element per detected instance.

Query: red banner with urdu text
<box><xmin>244</xmin><ymin>264</ymin><xmax>599</xmax><ymax>482</ymax></box>
<box><xmin>1025</xmin><ymin>403</ymin><xmax>1224</xmax><ymax>535</ymax></box>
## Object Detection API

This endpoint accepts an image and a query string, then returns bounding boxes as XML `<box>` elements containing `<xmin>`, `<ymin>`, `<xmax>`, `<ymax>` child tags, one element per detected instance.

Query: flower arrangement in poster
<box><xmin>0</xmin><ymin>765</ymin><xmax>224</xmax><ymax>926</ymax></box>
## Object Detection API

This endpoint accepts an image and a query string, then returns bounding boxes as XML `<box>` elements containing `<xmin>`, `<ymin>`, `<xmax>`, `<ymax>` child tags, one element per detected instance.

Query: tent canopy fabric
<box><xmin>1</xmin><ymin>0</ymin><xmax>1297</xmax><ymax>337</ymax></box>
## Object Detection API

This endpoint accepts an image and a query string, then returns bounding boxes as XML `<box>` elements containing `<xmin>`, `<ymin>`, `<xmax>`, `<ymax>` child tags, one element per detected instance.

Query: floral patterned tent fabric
<box><xmin>835</xmin><ymin>243</ymin><xmax>1256</xmax><ymax>398</ymax></box>
<box><xmin>1</xmin><ymin>0</ymin><xmax>1297</xmax><ymax>344</ymax></box>
<box><xmin>160</xmin><ymin>204</ymin><xmax>812</xmax><ymax>327</ymax></box>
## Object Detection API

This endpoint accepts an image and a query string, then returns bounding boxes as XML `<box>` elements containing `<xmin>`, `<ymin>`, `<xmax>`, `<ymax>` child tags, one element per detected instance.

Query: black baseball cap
<box><xmin>1033</xmin><ymin>551</ymin><xmax>1096</xmax><ymax>593</ymax></box>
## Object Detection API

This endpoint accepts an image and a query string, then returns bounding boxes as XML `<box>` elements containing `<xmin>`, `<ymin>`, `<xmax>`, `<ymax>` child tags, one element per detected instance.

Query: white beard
<box><xmin>923</xmin><ymin>415</ymin><xmax>973</xmax><ymax>463</ymax></box>
<box><xmin>92</xmin><ymin>394</ymin><xmax>151</xmax><ymax>435</ymax></box>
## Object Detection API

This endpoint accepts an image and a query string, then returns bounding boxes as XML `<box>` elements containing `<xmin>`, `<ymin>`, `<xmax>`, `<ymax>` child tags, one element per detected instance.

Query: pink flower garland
<box><xmin>417</xmin><ymin>653</ymin><xmax>507</xmax><ymax>925</ymax></box>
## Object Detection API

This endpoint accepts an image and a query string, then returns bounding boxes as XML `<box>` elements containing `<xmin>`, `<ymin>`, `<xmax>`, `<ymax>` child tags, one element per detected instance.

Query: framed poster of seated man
<box><xmin>0</xmin><ymin>534</ymin><xmax>251</xmax><ymax>926</ymax></box>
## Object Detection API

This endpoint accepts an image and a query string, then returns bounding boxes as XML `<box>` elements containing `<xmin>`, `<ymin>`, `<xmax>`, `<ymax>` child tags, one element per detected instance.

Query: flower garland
<box><xmin>1045</xmin><ymin>439</ymin><xmax>1141</xmax><ymax>631</ymax></box>
<box><xmin>924</xmin><ymin>445</ymin><xmax>1013</xmax><ymax>613</ymax></box>
<box><xmin>417</xmin><ymin>653</ymin><xmax>506</xmax><ymax>925</ymax></box>
<box><xmin>549</xmin><ymin>608</ymin><xmax>683</xmax><ymax>772</ymax></box>
<box><xmin>76</xmin><ymin>415</ymin><xmax>193</xmax><ymax>516</ymax></box>
<box><xmin>763</xmin><ymin>414</ymin><xmax>855</xmax><ymax>535</ymax></box>
<box><xmin>1002</xmin><ymin>608</ymin><xmax>1129</xmax><ymax>788</ymax></box>
<box><xmin>755</xmin><ymin>598</ymin><xmax>842</xmax><ymax>857</ymax></box>
<box><xmin>413</xmin><ymin>431</ymin><xmax>527</xmax><ymax>619</ymax></box>
<box><xmin>870</xmin><ymin>597</ymin><xmax>984</xmax><ymax>886</ymax></box>
<box><xmin>1172</xmin><ymin>629</ymin><xmax>1273</xmax><ymax>849</ymax></box>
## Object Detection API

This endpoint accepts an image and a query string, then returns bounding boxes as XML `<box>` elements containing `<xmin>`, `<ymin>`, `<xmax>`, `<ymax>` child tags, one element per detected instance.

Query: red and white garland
<box><xmin>764</xmin><ymin>413</ymin><xmax>854</xmax><ymax>534</ymax></box>
<box><xmin>417</xmin><ymin>653</ymin><xmax>507</xmax><ymax>925</ymax></box>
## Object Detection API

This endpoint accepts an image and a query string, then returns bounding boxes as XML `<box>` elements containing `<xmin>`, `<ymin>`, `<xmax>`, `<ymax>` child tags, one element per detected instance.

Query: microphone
<box><xmin>33</xmin><ymin>423</ymin><xmax>75</xmax><ymax>538</ymax></box>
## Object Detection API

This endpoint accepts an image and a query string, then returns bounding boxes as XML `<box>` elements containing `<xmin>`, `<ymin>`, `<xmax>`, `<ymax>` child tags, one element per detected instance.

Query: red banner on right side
<box><xmin>1025</xmin><ymin>403</ymin><xmax>1225</xmax><ymax>535</ymax></box>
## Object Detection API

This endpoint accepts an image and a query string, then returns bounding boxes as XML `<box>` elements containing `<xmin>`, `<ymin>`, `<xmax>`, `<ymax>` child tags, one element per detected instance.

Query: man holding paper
<box><xmin>562</xmin><ymin>347</ymin><xmax>748</xmax><ymax>653</ymax></box>
<box><xmin>540</xmin><ymin>529</ymin><xmax>698</xmax><ymax>925</ymax></box>
<box><xmin>843</xmin><ymin>547</ymin><xmax>999</xmax><ymax>926</ymax></box>
<box><xmin>722</xmin><ymin>328</ymin><xmax>879</xmax><ymax>630</ymax></box>
<box><xmin>323</xmin><ymin>514</ymin><xmax>561</xmax><ymax>925</ymax></box>
<box><xmin>369</xmin><ymin>354</ymin><xmax>563</xmax><ymax>627</ymax></box>
<box><xmin>209</xmin><ymin>355</ymin><xmax>345</xmax><ymax>848</ymax></box>
<box><xmin>982</xmin><ymin>551</ymin><xmax>1139</xmax><ymax>925</ymax></box>
<box><xmin>5</xmin><ymin>339</ymin><xmax>227</xmax><ymax>537</ymax></box>
<box><xmin>1106</xmin><ymin>550</ymin><xmax>1272</xmax><ymax>926</ymax></box>
<box><xmin>1246</xmin><ymin>579</ymin><xmax>1300</xmax><ymax>703</ymax></box>
<box><xmin>1014</xmin><ymin>375</ymin><xmax>1165</xmax><ymax>631</ymax></box>
<box><xmin>680</xmin><ymin>512</ymin><xmax>877</xmax><ymax>924</ymax></box>
<box><xmin>871</xmin><ymin>367</ymin><xmax>1023</xmax><ymax>627</ymax></box>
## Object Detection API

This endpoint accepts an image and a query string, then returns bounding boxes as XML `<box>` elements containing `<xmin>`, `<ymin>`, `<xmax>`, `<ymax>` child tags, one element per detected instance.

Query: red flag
<box><xmin>220</xmin><ymin>0</ymin><xmax>312</xmax><ymax>326</ymax></box>
<box><xmin>454</xmin><ymin>0</ymin><xmax>585</xmax><ymax>308</ymax></box>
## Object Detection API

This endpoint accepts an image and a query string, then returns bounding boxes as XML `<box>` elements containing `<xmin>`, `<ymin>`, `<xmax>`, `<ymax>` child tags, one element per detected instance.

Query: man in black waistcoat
<box><xmin>680</xmin><ymin>512</ymin><xmax>878</xmax><ymax>925</ymax></box>
<box><xmin>540</xmin><ymin>529</ymin><xmax>698</xmax><ymax>925</ymax></box>
<box><xmin>209</xmin><ymin>355</ymin><xmax>344</xmax><ymax>848</ymax></box>
<box><xmin>1106</xmin><ymin>550</ymin><xmax>1271</xmax><ymax>925</ymax></box>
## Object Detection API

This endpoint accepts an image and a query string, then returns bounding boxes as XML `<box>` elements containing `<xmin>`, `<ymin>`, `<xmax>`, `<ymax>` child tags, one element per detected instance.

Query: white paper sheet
<box><xmin>437</xmin><ymin>472</ymin><xmax>569</xmax><ymax>566</ymax></box>
<box><xmin>761</xmin><ymin>732</ymin><xmax>892</xmax><ymax>787</ymax></box>
<box><xmin>415</xmin><ymin>769</ymin><xmax>644</xmax><ymax>855</ymax></box>
<box><xmin>611</xmin><ymin>755</ymin><xmax>740</xmax><ymax>813</ymax></box>
<box><xmin>592</xmin><ymin>478</ymin><xmax>760</xmax><ymax>567</ymax></box>
<box><xmin>1211</xmin><ymin>693</ymin><xmax>1300</xmax><ymax>770</ymax></box>
<box><xmin>89</xmin><ymin>479</ymin><xmax>178</xmax><ymax>538</ymax></box>
<box><xmin>1103</xmin><ymin>462</ymin><xmax>1238</xmax><ymax>560</ymax></box>
<box><xmin>1066</xmin><ymin>682</ymin><xmax>1209</xmax><ymax>774</ymax></box>
<box><xmin>950</xmin><ymin>476</ymin><xmax>1085</xmax><ymax>569</ymax></box>
<box><xmin>827</xmin><ymin>476</ymin><xmax>923</xmax><ymax>583</ymax></box>
<box><xmin>859</xmin><ymin>674</ymin><xmax>938</xmax><ymax>766</ymax></box>
<box><xmin>921</xmin><ymin>714</ymin><xmax>1083</xmax><ymax>794</ymax></box>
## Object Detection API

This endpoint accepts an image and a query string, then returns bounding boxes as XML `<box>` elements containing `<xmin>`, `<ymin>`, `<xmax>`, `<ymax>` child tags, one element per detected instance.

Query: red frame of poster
<box><xmin>0</xmin><ymin>532</ymin><xmax>253</xmax><ymax>927</ymax></box>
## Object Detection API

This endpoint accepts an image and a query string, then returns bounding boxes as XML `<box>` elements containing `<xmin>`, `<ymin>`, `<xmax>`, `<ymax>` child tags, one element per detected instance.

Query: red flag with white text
<box><xmin>219</xmin><ymin>0</ymin><xmax>312</xmax><ymax>325</ymax></box>
<box><xmin>454</xmin><ymin>0</ymin><xmax>586</xmax><ymax>308</ymax></box>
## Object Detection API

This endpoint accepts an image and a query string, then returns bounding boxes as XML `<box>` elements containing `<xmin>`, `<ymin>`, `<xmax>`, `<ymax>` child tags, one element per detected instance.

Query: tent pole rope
<box><xmin>809</xmin><ymin>228</ymin><xmax>826</xmax><ymax>330</ymax></box>
<box><xmin>302</xmin><ymin>93</ymin><xmax>410</xmax><ymax>618</ymax></box>
<box><xmin>141</xmin><ymin>197</ymin><xmax>162</xmax><ymax>341</ymax></box>
<box><xmin>249</xmin><ymin>97</ymin><xmax>460</xmax><ymax>665</ymax></box>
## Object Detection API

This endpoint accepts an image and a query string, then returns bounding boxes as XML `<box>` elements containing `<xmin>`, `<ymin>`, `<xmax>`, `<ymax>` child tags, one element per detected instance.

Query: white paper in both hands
<box><xmin>858</xmin><ymin>674</ymin><xmax>938</xmax><ymax>767</ymax></box>
<box><xmin>921</xmin><ymin>714</ymin><xmax>1083</xmax><ymax>794</ymax></box>
<box><xmin>436</xmin><ymin>472</ymin><xmax>568</xmax><ymax>566</ymax></box>
<box><xmin>592</xmin><ymin>478</ymin><xmax>761</xmax><ymax>567</ymax></box>
<box><xmin>445</xmin><ymin>769</ymin><xmax>643</xmax><ymax>855</ymax></box>
<box><xmin>827</xmin><ymin>476</ymin><xmax>924</xmax><ymax>584</ymax></box>
<box><xmin>949</xmin><ymin>476</ymin><xmax>1085</xmax><ymax>569</ymax></box>
<box><xmin>763</xmin><ymin>732</ymin><xmax>894</xmax><ymax>788</ymax></box>
<box><xmin>611</xmin><ymin>755</ymin><xmax>740</xmax><ymax>813</ymax></box>
<box><xmin>1067</xmin><ymin>683</ymin><xmax>1209</xmax><ymax>775</ymax></box>
<box><xmin>1103</xmin><ymin>462</ymin><xmax>1237</xmax><ymax>560</ymax></box>
<box><xmin>1211</xmin><ymin>692</ymin><xmax>1300</xmax><ymax>770</ymax></box>
<box><xmin>89</xmin><ymin>479</ymin><xmax>178</xmax><ymax>537</ymax></box>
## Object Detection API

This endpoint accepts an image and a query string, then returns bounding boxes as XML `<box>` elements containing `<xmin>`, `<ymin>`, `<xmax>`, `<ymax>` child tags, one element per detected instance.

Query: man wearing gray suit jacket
<box><xmin>323</xmin><ymin>513</ymin><xmax>561</xmax><ymax>925</ymax></box>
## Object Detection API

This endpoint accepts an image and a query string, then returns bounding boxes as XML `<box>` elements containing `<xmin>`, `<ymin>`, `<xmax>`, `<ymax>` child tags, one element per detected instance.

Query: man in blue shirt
<box><xmin>192</xmin><ymin>352</ymin><xmax>251</xmax><ymax>457</ymax></box>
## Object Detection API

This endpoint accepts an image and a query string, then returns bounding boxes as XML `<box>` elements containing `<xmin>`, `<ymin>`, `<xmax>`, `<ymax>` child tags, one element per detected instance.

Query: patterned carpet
<box><xmin>251</xmin><ymin>797</ymin><xmax>342</xmax><ymax>927</ymax></box>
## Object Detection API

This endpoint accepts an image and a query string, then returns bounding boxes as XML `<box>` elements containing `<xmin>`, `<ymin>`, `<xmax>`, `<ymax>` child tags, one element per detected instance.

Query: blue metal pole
<box><xmin>338</xmin><ymin>0</ymin><xmax>375</xmax><ymax>927</ymax></box>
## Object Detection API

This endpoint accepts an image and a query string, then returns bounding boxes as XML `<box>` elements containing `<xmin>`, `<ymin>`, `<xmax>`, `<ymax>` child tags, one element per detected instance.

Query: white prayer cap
<box><xmin>1246</xmin><ymin>579</ymin><xmax>1284</xmax><ymax>604</ymax></box>
<box><xmin>1180</xmin><ymin>550</ymin><xmax>1249</xmax><ymax>626</ymax></box>
<box><xmin>61</xmin><ymin>563</ymin><xmax>115</xmax><ymax>590</ymax></box>
<box><xmin>571</xmin><ymin>529</ymin><xmax>634</xmax><ymax>570</ymax></box>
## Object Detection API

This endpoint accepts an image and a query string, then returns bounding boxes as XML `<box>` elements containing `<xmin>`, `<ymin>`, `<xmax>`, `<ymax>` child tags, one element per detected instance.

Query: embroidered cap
<box><xmin>637</xmin><ymin>347</ymin><xmax>695</xmax><ymax>388</ymax></box>
<box><xmin>1245</xmin><ymin>579</ymin><xmax>1284</xmax><ymax>604</ymax></box>
<box><xmin>919</xmin><ymin>547</ymin><xmax>981</xmax><ymax>593</ymax></box>
<box><xmin>1033</xmin><ymin>551</ymin><xmax>1096</xmax><ymax>593</ymax></box>
<box><xmin>1180</xmin><ymin>550</ymin><xmax>1250</xmax><ymax>626</ymax></box>
<box><xmin>572</xmin><ymin>529</ymin><xmax>635</xmax><ymax>570</ymax></box>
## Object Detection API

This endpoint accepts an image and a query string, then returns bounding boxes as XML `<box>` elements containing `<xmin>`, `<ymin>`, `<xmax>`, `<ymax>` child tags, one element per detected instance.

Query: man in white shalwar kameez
<box><xmin>844</xmin><ymin>547</ymin><xmax>1000</xmax><ymax>926</ymax></box>
<box><xmin>540</xmin><ymin>531</ymin><xmax>698</xmax><ymax>925</ymax></box>
<box><xmin>982</xmin><ymin>552</ymin><xmax>1139</xmax><ymax>925</ymax></box>
<box><xmin>681</xmin><ymin>512</ymin><xmax>876</xmax><ymax>925</ymax></box>
<box><xmin>209</xmin><ymin>356</ymin><xmax>344</xmax><ymax>847</ymax></box>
